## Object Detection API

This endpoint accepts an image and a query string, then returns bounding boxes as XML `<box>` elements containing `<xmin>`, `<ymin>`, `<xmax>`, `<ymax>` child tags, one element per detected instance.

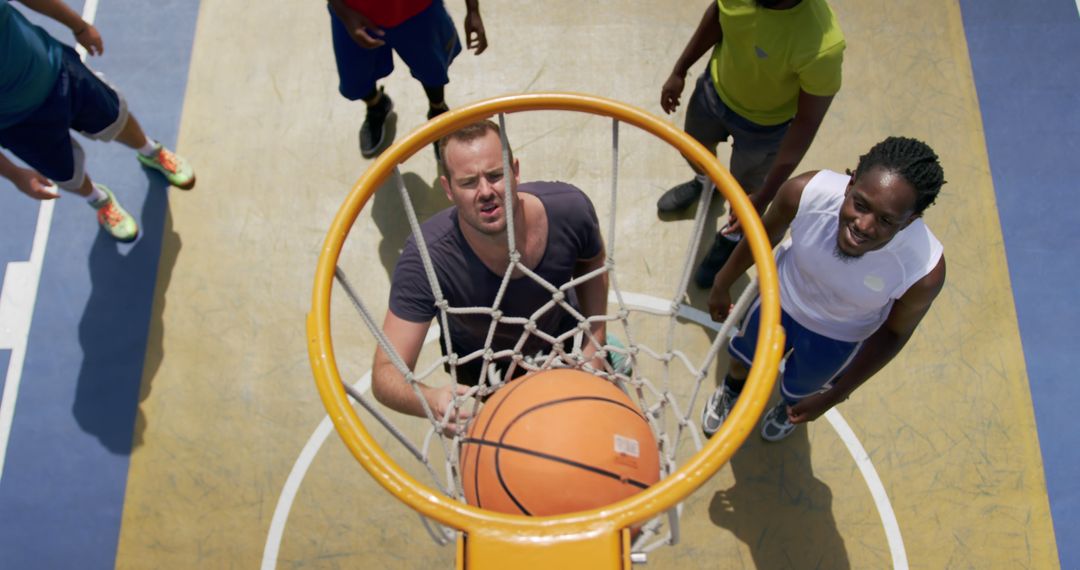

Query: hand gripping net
<box><xmin>308</xmin><ymin>93</ymin><xmax>784</xmax><ymax>567</ymax></box>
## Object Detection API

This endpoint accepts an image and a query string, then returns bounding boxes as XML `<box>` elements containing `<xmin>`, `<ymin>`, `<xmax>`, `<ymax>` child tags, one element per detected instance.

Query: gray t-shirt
<box><xmin>389</xmin><ymin>181</ymin><xmax>602</xmax><ymax>384</ymax></box>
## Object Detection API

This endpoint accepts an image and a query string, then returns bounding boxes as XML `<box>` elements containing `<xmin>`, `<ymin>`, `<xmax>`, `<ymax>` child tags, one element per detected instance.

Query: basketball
<box><xmin>460</xmin><ymin>368</ymin><xmax>660</xmax><ymax>516</ymax></box>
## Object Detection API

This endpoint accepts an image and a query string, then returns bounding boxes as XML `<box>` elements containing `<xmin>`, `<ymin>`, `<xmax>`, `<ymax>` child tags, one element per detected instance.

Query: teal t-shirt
<box><xmin>0</xmin><ymin>0</ymin><xmax>64</xmax><ymax>129</ymax></box>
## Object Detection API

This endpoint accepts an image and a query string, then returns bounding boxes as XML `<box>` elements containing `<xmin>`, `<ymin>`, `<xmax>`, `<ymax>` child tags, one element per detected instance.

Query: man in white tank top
<box><xmin>701</xmin><ymin>137</ymin><xmax>946</xmax><ymax>442</ymax></box>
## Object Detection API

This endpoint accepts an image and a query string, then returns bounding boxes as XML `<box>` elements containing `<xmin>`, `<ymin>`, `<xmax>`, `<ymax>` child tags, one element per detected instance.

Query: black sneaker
<box><xmin>428</xmin><ymin>103</ymin><xmax>449</xmax><ymax>161</ymax></box>
<box><xmin>360</xmin><ymin>88</ymin><xmax>394</xmax><ymax>158</ymax></box>
<box><xmin>657</xmin><ymin>178</ymin><xmax>704</xmax><ymax>213</ymax></box>
<box><xmin>694</xmin><ymin>232</ymin><xmax>739</xmax><ymax>288</ymax></box>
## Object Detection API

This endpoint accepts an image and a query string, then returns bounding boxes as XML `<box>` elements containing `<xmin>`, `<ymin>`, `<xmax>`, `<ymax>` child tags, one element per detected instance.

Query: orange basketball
<box><xmin>460</xmin><ymin>368</ymin><xmax>660</xmax><ymax>516</ymax></box>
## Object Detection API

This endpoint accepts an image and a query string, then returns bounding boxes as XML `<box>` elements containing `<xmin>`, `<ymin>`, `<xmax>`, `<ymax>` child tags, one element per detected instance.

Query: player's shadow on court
<box><xmin>73</xmin><ymin>174</ymin><xmax>175</xmax><ymax>454</ymax></box>
<box><xmin>708</xmin><ymin>426</ymin><xmax>850</xmax><ymax>569</ymax></box>
<box><xmin>371</xmin><ymin>170</ymin><xmax>451</xmax><ymax>279</ymax></box>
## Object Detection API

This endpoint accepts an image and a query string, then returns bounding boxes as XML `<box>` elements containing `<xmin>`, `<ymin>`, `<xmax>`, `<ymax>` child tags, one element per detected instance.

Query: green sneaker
<box><xmin>89</xmin><ymin>185</ymin><xmax>138</xmax><ymax>242</ymax></box>
<box><xmin>137</xmin><ymin>143</ymin><xmax>195</xmax><ymax>189</ymax></box>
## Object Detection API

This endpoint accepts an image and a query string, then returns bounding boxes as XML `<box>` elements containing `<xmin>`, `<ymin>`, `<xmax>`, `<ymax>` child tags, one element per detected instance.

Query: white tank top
<box><xmin>776</xmin><ymin>170</ymin><xmax>943</xmax><ymax>342</ymax></box>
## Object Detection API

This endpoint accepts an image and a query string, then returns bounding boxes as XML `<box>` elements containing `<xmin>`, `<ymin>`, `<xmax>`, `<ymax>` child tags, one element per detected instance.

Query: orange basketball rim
<box><xmin>307</xmin><ymin>92</ymin><xmax>785</xmax><ymax>569</ymax></box>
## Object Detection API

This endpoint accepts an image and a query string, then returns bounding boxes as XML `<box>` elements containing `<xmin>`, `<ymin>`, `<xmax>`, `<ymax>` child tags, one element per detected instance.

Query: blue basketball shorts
<box><xmin>728</xmin><ymin>296</ymin><xmax>862</xmax><ymax>405</ymax></box>
<box><xmin>328</xmin><ymin>0</ymin><xmax>462</xmax><ymax>101</ymax></box>
<box><xmin>0</xmin><ymin>45</ymin><xmax>128</xmax><ymax>190</ymax></box>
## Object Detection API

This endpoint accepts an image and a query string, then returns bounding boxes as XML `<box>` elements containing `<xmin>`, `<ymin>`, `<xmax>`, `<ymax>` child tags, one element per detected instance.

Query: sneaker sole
<box><xmin>138</xmin><ymin>162</ymin><xmax>196</xmax><ymax>190</ymax></box>
<box><xmin>360</xmin><ymin>112</ymin><xmax>396</xmax><ymax>158</ymax></box>
<box><xmin>171</xmin><ymin>175</ymin><xmax>196</xmax><ymax>190</ymax></box>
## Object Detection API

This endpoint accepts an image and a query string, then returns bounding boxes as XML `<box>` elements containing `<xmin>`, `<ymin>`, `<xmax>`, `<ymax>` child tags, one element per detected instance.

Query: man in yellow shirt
<box><xmin>659</xmin><ymin>0</ymin><xmax>844</xmax><ymax>288</ymax></box>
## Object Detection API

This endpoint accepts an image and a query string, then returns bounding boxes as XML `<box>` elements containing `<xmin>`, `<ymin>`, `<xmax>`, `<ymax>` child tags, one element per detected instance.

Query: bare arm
<box><xmin>463</xmin><ymin>0</ymin><xmax>487</xmax><ymax>54</ymax></box>
<box><xmin>660</xmin><ymin>2</ymin><xmax>722</xmax><ymax>114</ymax></box>
<box><xmin>726</xmin><ymin>91</ymin><xmax>834</xmax><ymax>233</ymax></box>
<box><xmin>788</xmin><ymin>255</ymin><xmax>947</xmax><ymax>423</ymax></box>
<box><xmin>328</xmin><ymin>0</ymin><xmax>386</xmax><ymax>48</ymax></box>
<box><xmin>0</xmin><ymin>151</ymin><xmax>59</xmax><ymax>200</ymax></box>
<box><xmin>372</xmin><ymin>310</ymin><xmax>469</xmax><ymax>425</ymax></box>
<box><xmin>707</xmin><ymin>171</ymin><xmax>813</xmax><ymax>322</ymax></box>
<box><xmin>573</xmin><ymin>246</ymin><xmax>608</xmax><ymax>362</ymax></box>
<box><xmin>17</xmin><ymin>0</ymin><xmax>102</xmax><ymax>55</ymax></box>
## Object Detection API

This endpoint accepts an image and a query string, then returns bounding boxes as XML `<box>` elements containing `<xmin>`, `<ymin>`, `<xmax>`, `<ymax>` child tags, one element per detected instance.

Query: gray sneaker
<box><xmin>760</xmin><ymin>402</ymin><xmax>797</xmax><ymax>442</ymax></box>
<box><xmin>701</xmin><ymin>385</ymin><xmax>738</xmax><ymax>438</ymax></box>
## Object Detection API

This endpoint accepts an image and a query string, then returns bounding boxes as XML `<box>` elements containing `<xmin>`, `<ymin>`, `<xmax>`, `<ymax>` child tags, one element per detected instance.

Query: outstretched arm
<box><xmin>17</xmin><ymin>0</ymin><xmax>102</xmax><ymax>55</ymax></box>
<box><xmin>725</xmin><ymin>91</ymin><xmax>833</xmax><ymax>233</ymax></box>
<box><xmin>372</xmin><ymin>310</ymin><xmax>471</xmax><ymax>428</ymax></box>
<box><xmin>660</xmin><ymin>2</ymin><xmax>722</xmax><ymax>114</ymax></box>
<box><xmin>788</xmin><ymin>255</ymin><xmax>947</xmax><ymax>423</ymax></box>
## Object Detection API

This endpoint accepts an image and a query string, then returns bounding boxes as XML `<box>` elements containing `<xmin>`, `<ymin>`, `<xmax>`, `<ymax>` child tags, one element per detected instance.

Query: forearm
<box><xmin>822</xmin><ymin>328</ymin><xmax>907</xmax><ymax>403</ymax></box>
<box><xmin>712</xmin><ymin>238</ymin><xmax>754</xmax><ymax>292</ymax></box>
<box><xmin>0</xmin><ymin>151</ymin><xmax>21</xmax><ymax>180</ymax></box>
<box><xmin>327</xmin><ymin>0</ymin><xmax>355</xmax><ymax>20</ymax></box>
<box><xmin>575</xmin><ymin>267</ymin><xmax>608</xmax><ymax>341</ymax></box>
<box><xmin>672</xmin><ymin>3</ymin><xmax>722</xmax><ymax>77</ymax></box>
<box><xmin>756</xmin><ymin>118</ymin><xmax>821</xmax><ymax>203</ymax></box>
<box><xmin>17</xmin><ymin>0</ymin><xmax>86</xmax><ymax>31</ymax></box>
<box><xmin>371</xmin><ymin>359</ymin><xmax>435</xmax><ymax>418</ymax></box>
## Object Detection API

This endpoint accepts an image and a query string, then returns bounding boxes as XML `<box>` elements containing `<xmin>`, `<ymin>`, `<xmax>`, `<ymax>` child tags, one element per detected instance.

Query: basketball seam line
<box><xmin>461</xmin><ymin>438</ymin><xmax>653</xmax><ymax>490</ymax></box>
<box><xmin>468</xmin><ymin>374</ymin><xmax>535</xmax><ymax>507</ymax></box>
<box><xmin>507</xmin><ymin>394</ymin><xmax>648</xmax><ymax>423</ymax></box>
<box><xmin>495</xmin><ymin>394</ymin><xmax>651</xmax><ymax>512</ymax></box>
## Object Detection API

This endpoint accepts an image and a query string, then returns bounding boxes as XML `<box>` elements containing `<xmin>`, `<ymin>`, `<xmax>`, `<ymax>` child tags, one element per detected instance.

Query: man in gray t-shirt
<box><xmin>373</xmin><ymin>120</ymin><xmax>608</xmax><ymax>430</ymax></box>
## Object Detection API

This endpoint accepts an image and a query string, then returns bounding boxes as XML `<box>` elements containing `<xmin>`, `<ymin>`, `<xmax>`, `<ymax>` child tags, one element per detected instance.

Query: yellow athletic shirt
<box><xmin>709</xmin><ymin>0</ymin><xmax>845</xmax><ymax>126</ymax></box>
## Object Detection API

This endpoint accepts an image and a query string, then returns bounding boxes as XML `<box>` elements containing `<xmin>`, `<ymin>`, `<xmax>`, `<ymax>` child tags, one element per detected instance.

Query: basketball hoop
<box><xmin>307</xmin><ymin>93</ymin><xmax>784</xmax><ymax>568</ymax></box>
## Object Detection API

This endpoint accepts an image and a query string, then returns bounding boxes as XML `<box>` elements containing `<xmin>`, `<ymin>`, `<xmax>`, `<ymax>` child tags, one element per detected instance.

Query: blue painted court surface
<box><xmin>0</xmin><ymin>0</ymin><xmax>1076</xmax><ymax>568</ymax></box>
<box><xmin>961</xmin><ymin>1</ymin><xmax>1080</xmax><ymax>567</ymax></box>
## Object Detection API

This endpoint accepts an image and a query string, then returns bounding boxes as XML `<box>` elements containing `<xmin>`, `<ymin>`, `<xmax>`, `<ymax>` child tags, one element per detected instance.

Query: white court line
<box><xmin>825</xmin><ymin>409</ymin><xmax>908</xmax><ymax>569</ymax></box>
<box><xmin>0</xmin><ymin>0</ymin><xmax>100</xmax><ymax>486</ymax></box>
<box><xmin>265</xmin><ymin>293</ymin><xmax>907</xmax><ymax>569</ymax></box>
<box><xmin>259</xmin><ymin>376</ymin><xmax>364</xmax><ymax>570</ymax></box>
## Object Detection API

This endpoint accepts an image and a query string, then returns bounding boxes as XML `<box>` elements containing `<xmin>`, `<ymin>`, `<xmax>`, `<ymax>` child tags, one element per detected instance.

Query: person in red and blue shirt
<box><xmin>327</xmin><ymin>0</ymin><xmax>487</xmax><ymax>158</ymax></box>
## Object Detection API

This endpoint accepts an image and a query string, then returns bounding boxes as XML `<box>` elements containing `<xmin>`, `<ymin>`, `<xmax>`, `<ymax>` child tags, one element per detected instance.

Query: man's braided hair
<box><xmin>854</xmin><ymin>137</ymin><xmax>945</xmax><ymax>214</ymax></box>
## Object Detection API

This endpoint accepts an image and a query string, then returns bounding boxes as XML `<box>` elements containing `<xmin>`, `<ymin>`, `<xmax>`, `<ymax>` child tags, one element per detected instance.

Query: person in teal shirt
<box><xmin>658</xmin><ymin>0</ymin><xmax>845</xmax><ymax>288</ymax></box>
<box><xmin>0</xmin><ymin>0</ymin><xmax>196</xmax><ymax>242</ymax></box>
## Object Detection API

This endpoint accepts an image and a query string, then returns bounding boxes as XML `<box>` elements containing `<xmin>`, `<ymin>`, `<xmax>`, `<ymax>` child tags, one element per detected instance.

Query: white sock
<box><xmin>694</xmin><ymin>173</ymin><xmax>709</xmax><ymax>187</ymax></box>
<box><xmin>722</xmin><ymin>229</ymin><xmax>742</xmax><ymax>242</ymax></box>
<box><xmin>85</xmin><ymin>183</ymin><xmax>107</xmax><ymax>204</ymax></box>
<box><xmin>137</xmin><ymin>138</ymin><xmax>159</xmax><ymax>156</ymax></box>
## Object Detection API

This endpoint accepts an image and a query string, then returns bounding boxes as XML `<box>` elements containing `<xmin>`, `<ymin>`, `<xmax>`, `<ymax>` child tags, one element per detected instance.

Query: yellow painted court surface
<box><xmin>114</xmin><ymin>1</ymin><xmax>1057</xmax><ymax>568</ymax></box>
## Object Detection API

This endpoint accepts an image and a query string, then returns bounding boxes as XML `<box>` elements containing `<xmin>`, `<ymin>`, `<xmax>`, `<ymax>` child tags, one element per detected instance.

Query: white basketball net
<box><xmin>334</xmin><ymin>113</ymin><xmax>760</xmax><ymax>557</ymax></box>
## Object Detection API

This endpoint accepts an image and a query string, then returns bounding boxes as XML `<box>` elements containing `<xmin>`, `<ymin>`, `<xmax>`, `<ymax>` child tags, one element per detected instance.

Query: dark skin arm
<box><xmin>660</xmin><ymin>2</ymin><xmax>722</xmax><ymax>114</ymax></box>
<box><xmin>707</xmin><ymin>171</ymin><xmax>812</xmax><ymax>322</ymax></box>
<box><xmin>725</xmin><ymin>91</ymin><xmax>834</xmax><ymax>234</ymax></box>
<box><xmin>463</xmin><ymin>0</ymin><xmax>487</xmax><ymax>54</ymax></box>
<box><xmin>328</xmin><ymin>0</ymin><xmax>386</xmax><ymax>48</ymax></box>
<box><xmin>787</xmin><ymin>256</ymin><xmax>946</xmax><ymax>423</ymax></box>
